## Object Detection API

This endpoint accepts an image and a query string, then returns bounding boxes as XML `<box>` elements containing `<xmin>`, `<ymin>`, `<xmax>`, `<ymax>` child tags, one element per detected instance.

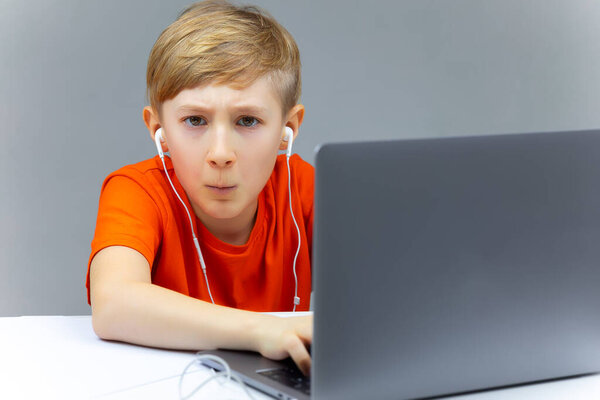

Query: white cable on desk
<box><xmin>179</xmin><ymin>353</ymin><xmax>257</xmax><ymax>400</ymax></box>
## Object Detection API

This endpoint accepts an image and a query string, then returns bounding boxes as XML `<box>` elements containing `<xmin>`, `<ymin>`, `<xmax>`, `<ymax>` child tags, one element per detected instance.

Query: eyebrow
<box><xmin>175</xmin><ymin>104</ymin><xmax>270</xmax><ymax>115</ymax></box>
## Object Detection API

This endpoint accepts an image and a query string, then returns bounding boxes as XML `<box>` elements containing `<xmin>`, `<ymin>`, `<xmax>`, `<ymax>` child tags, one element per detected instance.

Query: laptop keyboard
<box><xmin>257</xmin><ymin>366</ymin><xmax>311</xmax><ymax>395</ymax></box>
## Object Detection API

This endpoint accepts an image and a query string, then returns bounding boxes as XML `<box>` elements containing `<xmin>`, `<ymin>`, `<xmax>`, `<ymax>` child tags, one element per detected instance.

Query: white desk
<box><xmin>1</xmin><ymin>316</ymin><xmax>599</xmax><ymax>399</ymax></box>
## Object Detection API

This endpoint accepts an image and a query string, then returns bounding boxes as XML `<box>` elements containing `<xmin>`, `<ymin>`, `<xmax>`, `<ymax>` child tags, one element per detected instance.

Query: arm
<box><xmin>90</xmin><ymin>245</ymin><xmax>312</xmax><ymax>375</ymax></box>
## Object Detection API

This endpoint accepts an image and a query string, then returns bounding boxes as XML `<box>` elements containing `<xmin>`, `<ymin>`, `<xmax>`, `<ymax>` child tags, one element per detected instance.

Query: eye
<box><xmin>184</xmin><ymin>116</ymin><xmax>207</xmax><ymax>127</ymax></box>
<box><xmin>237</xmin><ymin>116</ymin><xmax>259</xmax><ymax>128</ymax></box>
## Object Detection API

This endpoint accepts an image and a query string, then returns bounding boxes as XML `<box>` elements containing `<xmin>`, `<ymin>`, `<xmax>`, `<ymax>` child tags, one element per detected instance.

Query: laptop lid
<box><xmin>311</xmin><ymin>129</ymin><xmax>600</xmax><ymax>399</ymax></box>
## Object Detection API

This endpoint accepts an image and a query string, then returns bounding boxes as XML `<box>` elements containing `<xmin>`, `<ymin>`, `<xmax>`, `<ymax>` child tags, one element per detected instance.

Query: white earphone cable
<box><xmin>172</xmin><ymin>130</ymin><xmax>305</xmax><ymax>398</ymax></box>
<box><xmin>178</xmin><ymin>354</ymin><xmax>257</xmax><ymax>400</ymax></box>
<box><xmin>156</xmin><ymin>127</ymin><xmax>301</xmax><ymax>310</ymax></box>
<box><xmin>286</xmin><ymin>154</ymin><xmax>302</xmax><ymax>312</ymax></box>
<box><xmin>159</xmin><ymin>154</ymin><xmax>215</xmax><ymax>304</ymax></box>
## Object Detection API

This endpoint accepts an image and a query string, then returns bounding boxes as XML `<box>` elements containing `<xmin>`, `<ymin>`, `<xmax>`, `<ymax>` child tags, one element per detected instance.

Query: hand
<box><xmin>253</xmin><ymin>315</ymin><xmax>313</xmax><ymax>376</ymax></box>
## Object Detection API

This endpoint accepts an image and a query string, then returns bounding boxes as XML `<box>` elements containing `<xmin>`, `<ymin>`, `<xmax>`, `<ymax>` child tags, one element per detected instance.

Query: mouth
<box><xmin>206</xmin><ymin>185</ymin><xmax>237</xmax><ymax>195</ymax></box>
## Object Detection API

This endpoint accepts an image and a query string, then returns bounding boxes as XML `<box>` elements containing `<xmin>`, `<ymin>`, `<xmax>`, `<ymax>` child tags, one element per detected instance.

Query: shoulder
<box><xmin>98</xmin><ymin>156</ymin><xmax>172</xmax><ymax>219</ymax></box>
<box><xmin>289</xmin><ymin>153</ymin><xmax>314</xmax><ymax>178</ymax></box>
<box><xmin>101</xmin><ymin>156</ymin><xmax>168</xmax><ymax>196</ymax></box>
<box><xmin>272</xmin><ymin>154</ymin><xmax>314</xmax><ymax>184</ymax></box>
<box><xmin>269</xmin><ymin>155</ymin><xmax>314</xmax><ymax>216</ymax></box>
<box><xmin>103</xmin><ymin>156</ymin><xmax>165</xmax><ymax>185</ymax></box>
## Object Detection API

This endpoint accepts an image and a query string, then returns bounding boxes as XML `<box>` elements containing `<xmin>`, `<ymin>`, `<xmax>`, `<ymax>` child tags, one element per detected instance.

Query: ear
<box><xmin>279</xmin><ymin>104</ymin><xmax>305</xmax><ymax>150</ymax></box>
<box><xmin>143</xmin><ymin>106</ymin><xmax>169</xmax><ymax>153</ymax></box>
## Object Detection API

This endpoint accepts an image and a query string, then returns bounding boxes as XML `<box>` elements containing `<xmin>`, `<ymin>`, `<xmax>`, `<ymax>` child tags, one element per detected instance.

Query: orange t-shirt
<box><xmin>86</xmin><ymin>154</ymin><xmax>313</xmax><ymax>312</ymax></box>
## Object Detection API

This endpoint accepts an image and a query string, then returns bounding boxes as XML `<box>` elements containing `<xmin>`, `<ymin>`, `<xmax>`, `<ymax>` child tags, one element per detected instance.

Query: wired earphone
<box><xmin>154</xmin><ymin>126</ymin><xmax>303</xmax><ymax>311</ymax></box>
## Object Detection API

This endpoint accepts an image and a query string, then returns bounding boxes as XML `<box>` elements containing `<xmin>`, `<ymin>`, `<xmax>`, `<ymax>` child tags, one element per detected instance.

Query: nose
<box><xmin>206</xmin><ymin>128</ymin><xmax>237</xmax><ymax>168</ymax></box>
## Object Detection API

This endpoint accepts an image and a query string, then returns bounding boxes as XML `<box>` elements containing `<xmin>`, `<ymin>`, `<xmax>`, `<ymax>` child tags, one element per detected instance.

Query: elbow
<box><xmin>91</xmin><ymin>308</ymin><xmax>112</xmax><ymax>340</ymax></box>
<box><xmin>90</xmin><ymin>286</ymin><xmax>121</xmax><ymax>341</ymax></box>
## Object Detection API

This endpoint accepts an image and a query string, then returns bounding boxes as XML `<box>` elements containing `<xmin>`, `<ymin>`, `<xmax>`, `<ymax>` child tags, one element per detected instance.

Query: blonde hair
<box><xmin>146</xmin><ymin>0</ymin><xmax>301</xmax><ymax>116</ymax></box>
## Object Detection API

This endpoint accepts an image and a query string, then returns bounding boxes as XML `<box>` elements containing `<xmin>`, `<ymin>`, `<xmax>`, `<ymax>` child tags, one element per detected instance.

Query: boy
<box><xmin>86</xmin><ymin>0</ymin><xmax>313</xmax><ymax>375</ymax></box>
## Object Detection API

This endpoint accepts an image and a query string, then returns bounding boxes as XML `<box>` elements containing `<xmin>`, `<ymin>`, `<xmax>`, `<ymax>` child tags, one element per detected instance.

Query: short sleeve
<box><xmin>86</xmin><ymin>174</ymin><xmax>163</xmax><ymax>303</ymax></box>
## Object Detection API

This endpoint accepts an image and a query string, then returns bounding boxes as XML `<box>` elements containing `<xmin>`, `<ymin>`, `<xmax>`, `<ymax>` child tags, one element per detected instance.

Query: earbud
<box><xmin>154</xmin><ymin>128</ymin><xmax>165</xmax><ymax>159</ymax></box>
<box><xmin>284</xmin><ymin>126</ymin><xmax>294</xmax><ymax>157</ymax></box>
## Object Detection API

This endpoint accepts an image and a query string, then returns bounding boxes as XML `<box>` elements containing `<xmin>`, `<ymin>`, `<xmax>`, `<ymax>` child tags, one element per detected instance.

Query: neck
<box><xmin>193</xmin><ymin>200</ymin><xmax>259</xmax><ymax>246</ymax></box>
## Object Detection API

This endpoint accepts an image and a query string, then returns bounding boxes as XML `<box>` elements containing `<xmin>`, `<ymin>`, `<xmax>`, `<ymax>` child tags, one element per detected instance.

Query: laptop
<box><xmin>201</xmin><ymin>129</ymin><xmax>600</xmax><ymax>399</ymax></box>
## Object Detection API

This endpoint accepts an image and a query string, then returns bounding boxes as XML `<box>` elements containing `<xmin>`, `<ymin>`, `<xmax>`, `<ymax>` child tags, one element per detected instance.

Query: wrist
<box><xmin>244</xmin><ymin>312</ymin><xmax>274</xmax><ymax>353</ymax></box>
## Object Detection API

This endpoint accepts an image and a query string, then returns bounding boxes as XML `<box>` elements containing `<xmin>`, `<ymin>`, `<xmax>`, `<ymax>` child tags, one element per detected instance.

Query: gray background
<box><xmin>1</xmin><ymin>0</ymin><xmax>599</xmax><ymax>316</ymax></box>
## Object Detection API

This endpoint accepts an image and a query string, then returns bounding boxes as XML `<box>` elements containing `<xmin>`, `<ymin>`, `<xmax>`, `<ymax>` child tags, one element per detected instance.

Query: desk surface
<box><xmin>1</xmin><ymin>316</ymin><xmax>599</xmax><ymax>399</ymax></box>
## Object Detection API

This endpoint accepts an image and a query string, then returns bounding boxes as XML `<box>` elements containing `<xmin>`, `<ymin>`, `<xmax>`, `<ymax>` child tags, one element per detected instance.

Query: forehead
<box><xmin>165</xmin><ymin>76</ymin><xmax>282</xmax><ymax>113</ymax></box>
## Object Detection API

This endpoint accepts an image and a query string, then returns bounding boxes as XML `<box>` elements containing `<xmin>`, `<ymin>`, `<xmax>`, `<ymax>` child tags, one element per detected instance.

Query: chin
<box><xmin>203</xmin><ymin>203</ymin><xmax>243</xmax><ymax>220</ymax></box>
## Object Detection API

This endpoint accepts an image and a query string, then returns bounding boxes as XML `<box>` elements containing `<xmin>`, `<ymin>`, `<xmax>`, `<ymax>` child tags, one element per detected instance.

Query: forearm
<box><xmin>88</xmin><ymin>246</ymin><xmax>311</xmax><ymax>374</ymax></box>
<box><xmin>91</xmin><ymin>281</ymin><xmax>268</xmax><ymax>352</ymax></box>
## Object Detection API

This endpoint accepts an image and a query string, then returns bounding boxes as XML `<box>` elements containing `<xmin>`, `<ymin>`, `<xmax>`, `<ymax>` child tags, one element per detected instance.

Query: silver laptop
<box><xmin>202</xmin><ymin>129</ymin><xmax>600</xmax><ymax>399</ymax></box>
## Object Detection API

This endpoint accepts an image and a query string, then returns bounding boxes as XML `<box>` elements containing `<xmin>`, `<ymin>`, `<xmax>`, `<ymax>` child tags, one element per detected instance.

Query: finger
<box><xmin>285</xmin><ymin>334</ymin><xmax>312</xmax><ymax>376</ymax></box>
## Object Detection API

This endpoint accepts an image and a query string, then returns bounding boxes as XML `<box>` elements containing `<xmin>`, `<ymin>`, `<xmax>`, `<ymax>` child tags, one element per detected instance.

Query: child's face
<box><xmin>158</xmin><ymin>77</ymin><xmax>291</xmax><ymax>226</ymax></box>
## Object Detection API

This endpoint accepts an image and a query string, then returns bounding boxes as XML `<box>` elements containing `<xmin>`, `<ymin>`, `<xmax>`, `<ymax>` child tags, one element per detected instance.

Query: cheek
<box><xmin>241</xmin><ymin>147</ymin><xmax>280</xmax><ymax>186</ymax></box>
<box><xmin>236</xmin><ymin>136</ymin><xmax>276</xmax><ymax>173</ymax></box>
<box><xmin>169</xmin><ymin>143</ymin><xmax>203</xmax><ymax>186</ymax></box>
